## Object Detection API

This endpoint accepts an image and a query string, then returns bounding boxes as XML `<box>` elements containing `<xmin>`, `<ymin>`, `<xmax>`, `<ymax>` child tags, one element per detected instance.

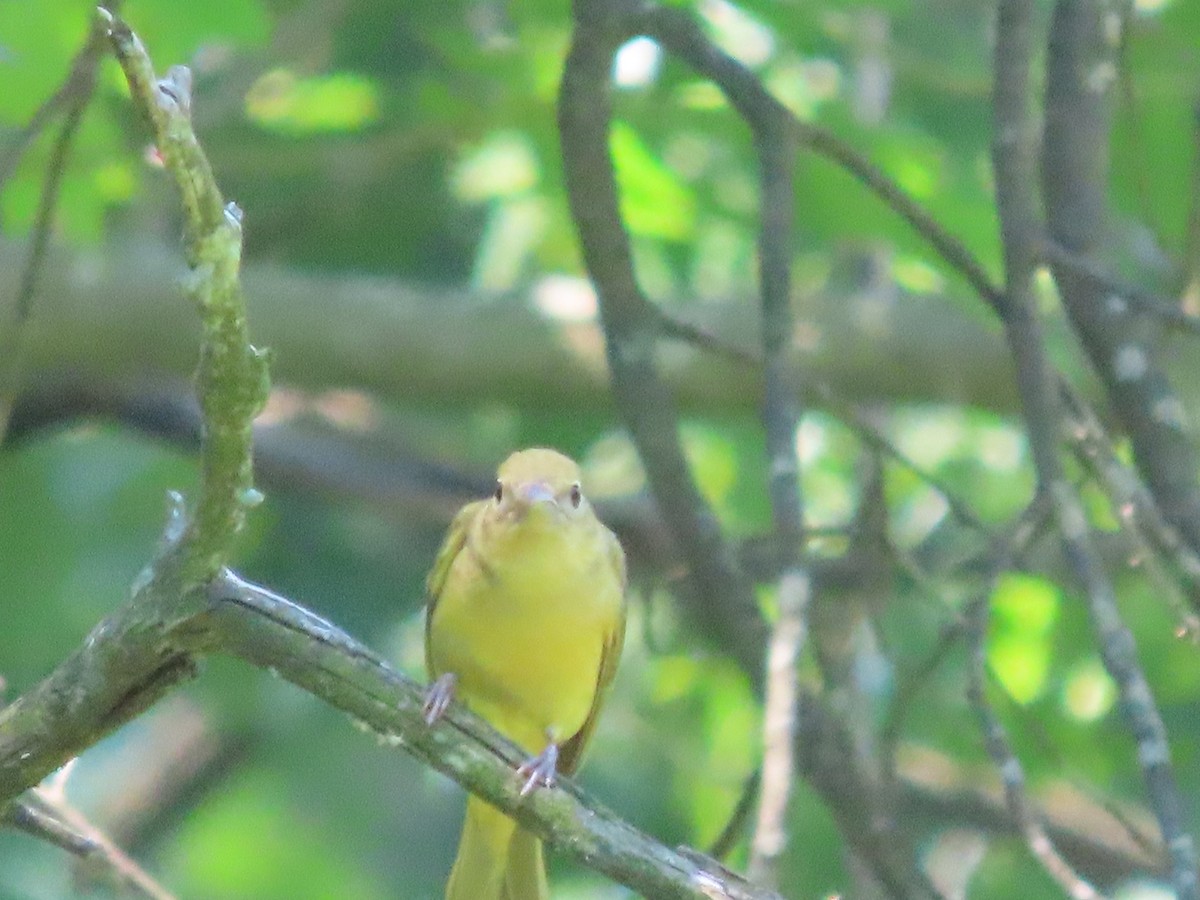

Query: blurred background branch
<box><xmin>0</xmin><ymin>1</ymin><xmax>113</xmax><ymax>441</ymax></box>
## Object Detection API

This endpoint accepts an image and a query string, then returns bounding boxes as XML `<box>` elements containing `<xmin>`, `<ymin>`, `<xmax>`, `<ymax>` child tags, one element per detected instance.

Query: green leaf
<box><xmin>167</xmin><ymin>769</ymin><xmax>390</xmax><ymax>899</ymax></box>
<box><xmin>611</xmin><ymin>120</ymin><xmax>697</xmax><ymax>242</ymax></box>
<box><xmin>124</xmin><ymin>0</ymin><xmax>271</xmax><ymax>60</ymax></box>
<box><xmin>245</xmin><ymin>70</ymin><xmax>381</xmax><ymax>135</ymax></box>
<box><xmin>988</xmin><ymin>573</ymin><xmax>1062</xmax><ymax>704</ymax></box>
<box><xmin>0</xmin><ymin>2</ymin><xmax>87</xmax><ymax>123</ymax></box>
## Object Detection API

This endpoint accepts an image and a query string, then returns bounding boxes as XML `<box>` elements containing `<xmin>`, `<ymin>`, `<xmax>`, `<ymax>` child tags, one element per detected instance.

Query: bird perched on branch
<box><xmin>423</xmin><ymin>447</ymin><xmax>627</xmax><ymax>900</ymax></box>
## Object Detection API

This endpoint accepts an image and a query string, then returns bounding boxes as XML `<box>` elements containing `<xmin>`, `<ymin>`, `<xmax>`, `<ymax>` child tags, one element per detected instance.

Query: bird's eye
<box><xmin>569</xmin><ymin>483</ymin><xmax>582</xmax><ymax>508</ymax></box>
<box><xmin>494</xmin><ymin>481</ymin><xmax>504</xmax><ymax>502</ymax></box>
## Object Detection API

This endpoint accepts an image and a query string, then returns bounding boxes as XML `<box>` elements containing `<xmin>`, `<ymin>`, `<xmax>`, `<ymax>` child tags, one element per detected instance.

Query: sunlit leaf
<box><xmin>611</xmin><ymin>120</ymin><xmax>697</xmax><ymax>241</ymax></box>
<box><xmin>453</xmin><ymin>130</ymin><xmax>541</xmax><ymax>202</ymax></box>
<box><xmin>988</xmin><ymin>573</ymin><xmax>1062</xmax><ymax>704</ymax></box>
<box><xmin>0</xmin><ymin>2</ymin><xmax>86</xmax><ymax>122</ymax></box>
<box><xmin>246</xmin><ymin>69</ymin><xmax>381</xmax><ymax>134</ymax></box>
<box><xmin>1062</xmin><ymin>658</ymin><xmax>1117</xmax><ymax>722</ymax></box>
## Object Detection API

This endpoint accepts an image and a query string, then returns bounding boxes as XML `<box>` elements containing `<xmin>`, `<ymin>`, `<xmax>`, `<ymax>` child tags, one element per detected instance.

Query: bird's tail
<box><xmin>446</xmin><ymin>795</ymin><xmax>547</xmax><ymax>900</ymax></box>
<box><xmin>503</xmin><ymin>826</ymin><xmax>548</xmax><ymax>900</ymax></box>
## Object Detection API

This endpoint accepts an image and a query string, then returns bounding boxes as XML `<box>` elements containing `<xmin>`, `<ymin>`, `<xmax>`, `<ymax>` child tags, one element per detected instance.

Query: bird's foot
<box><xmin>422</xmin><ymin>673</ymin><xmax>457</xmax><ymax>725</ymax></box>
<box><xmin>517</xmin><ymin>742</ymin><xmax>559</xmax><ymax>797</ymax></box>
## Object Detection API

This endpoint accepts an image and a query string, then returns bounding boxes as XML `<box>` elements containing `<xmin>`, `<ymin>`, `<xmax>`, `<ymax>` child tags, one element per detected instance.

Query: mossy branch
<box><xmin>0</xmin><ymin>12</ymin><xmax>780</xmax><ymax>899</ymax></box>
<box><xmin>102</xmin><ymin>8</ymin><xmax>270</xmax><ymax>584</ymax></box>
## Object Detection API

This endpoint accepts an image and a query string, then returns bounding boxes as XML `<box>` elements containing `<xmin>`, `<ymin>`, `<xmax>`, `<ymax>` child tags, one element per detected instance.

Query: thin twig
<box><xmin>0</xmin><ymin>0</ymin><xmax>119</xmax><ymax>197</ymax></box>
<box><xmin>2</xmin><ymin>796</ymin><xmax>96</xmax><ymax>857</ymax></box>
<box><xmin>709</xmin><ymin>770</ymin><xmax>761</xmax><ymax>862</ymax></box>
<box><xmin>879</xmin><ymin>620</ymin><xmax>962</xmax><ymax>780</ymax></box>
<box><xmin>984</xmin><ymin>675</ymin><xmax>1167</xmax><ymax>875</ymax></box>
<box><xmin>29</xmin><ymin>782</ymin><xmax>176</xmax><ymax>900</ymax></box>
<box><xmin>879</xmin><ymin>493</ymin><xmax>1052</xmax><ymax>781</ymax></box>
<box><xmin>743</xmin><ymin>69</ymin><xmax>807</xmax><ymax>891</ymax></box>
<box><xmin>102</xmin><ymin>7</ymin><xmax>270</xmax><ymax>583</ymax></box>
<box><xmin>632</xmin><ymin>3</ymin><xmax>1007</xmax><ymax>318</ymax></box>
<box><xmin>652</xmin><ymin>305</ymin><xmax>760</xmax><ymax>366</ymax></box>
<box><xmin>748</xmin><ymin>571</ymin><xmax>806</xmax><ymax>886</ymax></box>
<box><xmin>0</xmin><ymin>9</ymin><xmax>113</xmax><ymax>442</ymax></box>
<box><xmin>818</xmin><ymin>386</ymin><xmax>992</xmax><ymax>537</ymax></box>
<box><xmin>634</xmin><ymin>316</ymin><xmax>998</xmax><ymax>551</ymax></box>
<box><xmin>963</xmin><ymin>507</ymin><xmax>1099</xmax><ymax>898</ymax></box>
<box><xmin>1040</xmin><ymin>238</ymin><xmax>1200</xmax><ymax>336</ymax></box>
<box><xmin>1</xmin><ymin>755</ymin><xmax>173</xmax><ymax>899</ymax></box>
<box><xmin>1063</xmin><ymin>386</ymin><xmax>1200</xmax><ymax>629</ymax></box>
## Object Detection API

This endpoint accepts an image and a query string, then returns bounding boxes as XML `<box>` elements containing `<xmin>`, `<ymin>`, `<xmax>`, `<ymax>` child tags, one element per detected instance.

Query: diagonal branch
<box><xmin>2</xmin><ymin>795</ymin><xmax>97</xmax><ymax>858</ymax></box>
<box><xmin>0</xmin><ymin>4</ymin><xmax>116</xmax><ymax>442</ymax></box>
<box><xmin>0</xmin><ymin>564</ymin><xmax>780</xmax><ymax>900</ymax></box>
<box><xmin>1040</xmin><ymin>238</ymin><xmax>1200</xmax><ymax>337</ymax></box>
<box><xmin>963</xmin><ymin>505</ymin><xmax>1097</xmax><ymax>898</ymax></box>
<box><xmin>27</xmin><ymin>777</ymin><xmax>177</xmax><ymax>900</ymax></box>
<box><xmin>631</xmin><ymin>3</ymin><xmax>1005</xmax><ymax>316</ymax></box>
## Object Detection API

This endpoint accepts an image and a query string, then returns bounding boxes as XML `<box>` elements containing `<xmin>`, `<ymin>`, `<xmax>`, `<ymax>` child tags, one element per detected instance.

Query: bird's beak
<box><xmin>514</xmin><ymin>480</ymin><xmax>557</xmax><ymax>509</ymax></box>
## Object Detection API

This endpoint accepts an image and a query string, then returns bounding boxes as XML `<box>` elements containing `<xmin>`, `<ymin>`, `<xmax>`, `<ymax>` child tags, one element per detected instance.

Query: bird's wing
<box><xmin>425</xmin><ymin>500</ymin><xmax>485</xmax><ymax>679</ymax></box>
<box><xmin>559</xmin><ymin>527</ymin><xmax>627</xmax><ymax>775</ymax></box>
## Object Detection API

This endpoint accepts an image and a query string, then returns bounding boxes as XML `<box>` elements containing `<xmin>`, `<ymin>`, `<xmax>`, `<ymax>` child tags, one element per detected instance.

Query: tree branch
<box><xmin>28</xmin><ymin>773</ymin><xmax>177</xmax><ymax>900</ymax></box>
<box><xmin>989</xmin><ymin>8</ymin><xmax>1098</xmax><ymax>893</ymax></box>
<box><xmin>1063</xmin><ymin>386</ymin><xmax>1200</xmax><ymax>622</ymax></box>
<box><xmin>559</xmin><ymin>0</ymin><xmax>767</xmax><ymax>685</ymax></box>
<box><xmin>1</xmin><ymin>562</ymin><xmax>780</xmax><ymax>899</ymax></box>
<box><xmin>1</xmin><ymin>0</ymin><xmax>266</xmax><ymax>809</ymax></box>
<box><xmin>963</xmin><ymin>501</ymin><xmax>1097</xmax><ymax>897</ymax></box>
<box><xmin>1040</xmin><ymin>238</ymin><xmax>1200</xmax><ymax>337</ymax></box>
<box><xmin>631</xmin><ymin>3</ymin><xmax>1005</xmax><ymax>316</ymax></box>
<box><xmin>745</xmin><ymin>83</ymin><xmax>807</xmax><ymax>891</ymax></box>
<box><xmin>0</xmin><ymin>4</ymin><xmax>113</xmax><ymax>441</ymax></box>
<box><xmin>2</xmin><ymin>795</ymin><xmax>97</xmax><ymax>858</ymax></box>
<box><xmin>994</xmin><ymin>1</ymin><xmax>1199</xmax><ymax>896</ymax></box>
<box><xmin>1043</xmin><ymin>0</ymin><xmax>1200</xmax><ymax>555</ymax></box>
<box><xmin>2</xmin><ymin>235</ymin><xmax>1030</xmax><ymax>425</ymax></box>
<box><xmin>103</xmin><ymin>11</ymin><xmax>270</xmax><ymax>582</ymax></box>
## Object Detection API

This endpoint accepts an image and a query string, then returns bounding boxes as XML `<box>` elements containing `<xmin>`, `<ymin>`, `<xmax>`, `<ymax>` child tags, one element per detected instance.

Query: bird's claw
<box><xmin>422</xmin><ymin>673</ymin><xmax>457</xmax><ymax>725</ymax></box>
<box><xmin>517</xmin><ymin>743</ymin><xmax>559</xmax><ymax>797</ymax></box>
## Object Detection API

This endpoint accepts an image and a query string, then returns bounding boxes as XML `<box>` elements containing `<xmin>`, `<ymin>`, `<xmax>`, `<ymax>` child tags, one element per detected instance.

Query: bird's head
<box><xmin>491</xmin><ymin>448</ymin><xmax>589</xmax><ymax>526</ymax></box>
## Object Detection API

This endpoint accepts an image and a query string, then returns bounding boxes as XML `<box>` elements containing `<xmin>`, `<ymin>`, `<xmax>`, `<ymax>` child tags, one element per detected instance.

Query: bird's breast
<box><xmin>428</xmin><ymin>521</ymin><xmax>621</xmax><ymax>750</ymax></box>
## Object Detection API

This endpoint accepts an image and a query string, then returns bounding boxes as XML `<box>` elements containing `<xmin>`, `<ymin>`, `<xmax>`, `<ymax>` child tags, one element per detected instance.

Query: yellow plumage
<box><xmin>424</xmin><ymin>448</ymin><xmax>627</xmax><ymax>900</ymax></box>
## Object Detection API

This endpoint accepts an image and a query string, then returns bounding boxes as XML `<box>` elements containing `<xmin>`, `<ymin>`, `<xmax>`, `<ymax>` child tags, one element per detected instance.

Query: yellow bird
<box><xmin>424</xmin><ymin>448</ymin><xmax>627</xmax><ymax>900</ymax></box>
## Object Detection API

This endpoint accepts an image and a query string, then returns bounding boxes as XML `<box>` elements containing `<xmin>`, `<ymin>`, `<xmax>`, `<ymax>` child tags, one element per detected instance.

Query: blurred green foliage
<box><xmin>3</xmin><ymin>0</ymin><xmax>1200</xmax><ymax>897</ymax></box>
